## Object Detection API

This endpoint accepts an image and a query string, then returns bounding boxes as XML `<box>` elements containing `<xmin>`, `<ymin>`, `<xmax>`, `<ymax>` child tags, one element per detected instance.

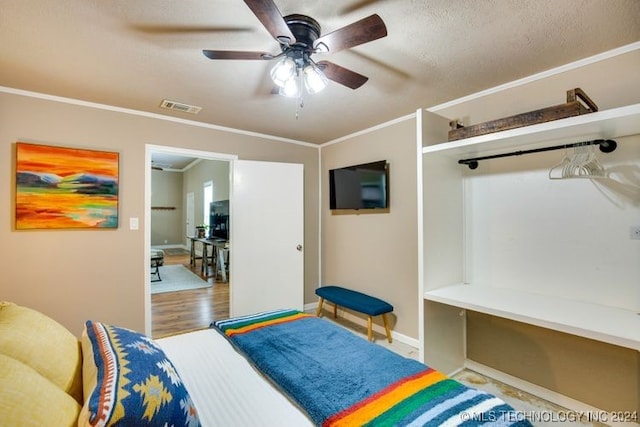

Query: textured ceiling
<box><xmin>1</xmin><ymin>0</ymin><xmax>639</xmax><ymax>144</ymax></box>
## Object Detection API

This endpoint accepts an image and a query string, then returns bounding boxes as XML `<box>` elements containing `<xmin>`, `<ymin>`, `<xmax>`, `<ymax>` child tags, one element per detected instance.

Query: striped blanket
<box><xmin>212</xmin><ymin>309</ymin><xmax>531</xmax><ymax>427</ymax></box>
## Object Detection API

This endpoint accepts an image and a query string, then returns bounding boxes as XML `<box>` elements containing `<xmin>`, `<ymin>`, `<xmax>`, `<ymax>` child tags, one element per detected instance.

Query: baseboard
<box><xmin>152</xmin><ymin>244</ymin><xmax>187</xmax><ymax>250</ymax></box>
<box><xmin>303</xmin><ymin>302</ymin><xmax>419</xmax><ymax>348</ymax></box>
<box><xmin>464</xmin><ymin>360</ymin><xmax>639</xmax><ymax>427</ymax></box>
<box><xmin>303</xmin><ymin>302</ymin><xmax>317</xmax><ymax>312</ymax></box>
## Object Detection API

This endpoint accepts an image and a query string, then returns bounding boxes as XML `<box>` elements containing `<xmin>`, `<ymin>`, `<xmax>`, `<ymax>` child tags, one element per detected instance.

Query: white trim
<box><xmin>464</xmin><ymin>360</ymin><xmax>639</xmax><ymax>427</ymax></box>
<box><xmin>144</xmin><ymin>147</ymin><xmax>153</xmax><ymax>336</ymax></box>
<box><xmin>181</xmin><ymin>158</ymin><xmax>203</xmax><ymax>172</ymax></box>
<box><xmin>147</xmin><ymin>144</ymin><xmax>238</xmax><ymax>161</ymax></box>
<box><xmin>392</xmin><ymin>330</ymin><xmax>419</xmax><ymax>349</ymax></box>
<box><xmin>0</xmin><ymin>86</ymin><xmax>318</xmax><ymax>148</ymax></box>
<box><xmin>338</xmin><ymin>307</ymin><xmax>420</xmax><ymax>348</ymax></box>
<box><xmin>303</xmin><ymin>302</ymin><xmax>318</xmax><ymax>312</ymax></box>
<box><xmin>415</xmin><ymin>108</ymin><xmax>425</xmax><ymax>363</ymax></box>
<box><xmin>150</xmin><ymin>244</ymin><xmax>188</xmax><ymax>251</ymax></box>
<box><xmin>427</xmin><ymin>41</ymin><xmax>640</xmax><ymax>113</ymax></box>
<box><xmin>304</xmin><ymin>302</ymin><xmax>420</xmax><ymax>348</ymax></box>
<box><xmin>320</xmin><ymin>112</ymin><xmax>416</xmax><ymax>147</ymax></box>
<box><xmin>317</xmin><ymin>148</ymin><xmax>323</xmax><ymax>289</ymax></box>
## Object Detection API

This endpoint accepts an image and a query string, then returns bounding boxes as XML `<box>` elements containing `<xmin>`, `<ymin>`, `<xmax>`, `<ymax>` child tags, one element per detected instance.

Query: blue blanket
<box><xmin>212</xmin><ymin>309</ymin><xmax>531</xmax><ymax>426</ymax></box>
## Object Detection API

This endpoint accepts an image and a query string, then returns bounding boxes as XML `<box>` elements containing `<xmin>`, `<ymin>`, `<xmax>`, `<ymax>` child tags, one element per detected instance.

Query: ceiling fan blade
<box><xmin>132</xmin><ymin>24</ymin><xmax>254</xmax><ymax>35</ymax></box>
<box><xmin>317</xmin><ymin>61</ymin><xmax>369</xmax><ymax>89</ymax></box>
<box><xmin>203</xmin><ymin>50</ymin><xmax>274</xmax><ymax>60</ymax></box>
<box><xmin>243</xmin><ymin>0</ymin><xmax>297</xmax><ymax>45</ymax></box>
<box><xmin>340</xmin><ymin>0</ymin><xmax>383</xmax><ymax>15</ymax></box>
<box><xmin>314</xmin><ymin>14</ymin><xmax>387</xmax><ymax>54</ymax></box>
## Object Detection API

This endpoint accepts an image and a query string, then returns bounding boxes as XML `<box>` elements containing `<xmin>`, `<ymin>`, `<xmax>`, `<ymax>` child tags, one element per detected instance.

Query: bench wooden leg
<box><xmin>316</xmin><ymin>298</ymin><xmax>324</xmax><ymax>317</ymax></box>
<box><xmin>367</xmin><ymin>316</ymin><xmax>373</xmax><ymax>341</ymax></box>
<box><xmin>333</xmin><ymin>303</ymin><xmax>338</xmax><ymax>319</ymax></box>
<box><xmin>382</xmin><ymin>313</ymin><xmax>392</xmax><ymax>343</ymax></box>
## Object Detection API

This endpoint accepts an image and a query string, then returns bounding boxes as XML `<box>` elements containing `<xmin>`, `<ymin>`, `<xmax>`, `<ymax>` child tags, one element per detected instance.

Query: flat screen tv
<box><xmin>209</xmin><ymin>200</ymin><xmax>229</xmax><ymax>240</ymax></box>
<box><xmin>329</xmin><ymin>160</ymin><xmax>388</xmax><ymax>210</ymax></box>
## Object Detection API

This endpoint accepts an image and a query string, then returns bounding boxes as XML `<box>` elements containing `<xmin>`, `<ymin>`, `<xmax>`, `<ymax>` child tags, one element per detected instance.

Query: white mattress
<box><xmin>156</xmin><ymin>329</ymin><xmax>313</xmax><ymax>427</ymax></box>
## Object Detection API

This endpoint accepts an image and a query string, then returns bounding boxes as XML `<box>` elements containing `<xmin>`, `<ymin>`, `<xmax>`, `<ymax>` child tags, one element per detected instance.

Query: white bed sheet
<box><xmin>157</xmin><ymin>329</ymin><xmax>313</xmax><ymax>427</ymax></box>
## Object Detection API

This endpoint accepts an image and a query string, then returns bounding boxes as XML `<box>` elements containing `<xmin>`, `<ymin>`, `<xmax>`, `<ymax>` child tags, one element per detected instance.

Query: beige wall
<box><xmin>0</xmin><ymin>91</ymin><xmax>319</xmax><ymax>336</ymax></box>
<box><xmin>150</xmin><ymin>170</ymin><xmax>183</xmax><ymax>245</ymax></box>
<box><xmin>182</xmin><ymin>159</ymin><xmax>230</xmax><ymax>235</ymax></box>
<box><xmin>468</xmin><ymin>312</ymin><xmax>640</xmax><ymax>413</ymax></box>
<box><xmin>321</xmin><ymin>117</ymin><xmax>419</xmax><ymax>338</ymax></box>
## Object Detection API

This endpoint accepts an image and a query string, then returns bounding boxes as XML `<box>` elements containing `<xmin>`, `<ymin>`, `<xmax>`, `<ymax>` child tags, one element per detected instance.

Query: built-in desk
<box><xmin>425</xmin><ymin>284</ymin><xmax>640</xmax><ymax>351</ymax></box>
<box><xmin>187</xmin><ymin>236</ymin><xmax>230</xmax><ymax>282</ymax></box>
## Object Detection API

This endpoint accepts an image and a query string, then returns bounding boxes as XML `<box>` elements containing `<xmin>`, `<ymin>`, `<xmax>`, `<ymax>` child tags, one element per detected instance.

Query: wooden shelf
<box><xmin>424</xmin><ymin>284</ymin><xmax>640</xmax><ymax>351</ymax></box>
<box><xmin>422</xmin><ymin>103</ymin><xmax>640</xmax><ymax>158</ymax></box>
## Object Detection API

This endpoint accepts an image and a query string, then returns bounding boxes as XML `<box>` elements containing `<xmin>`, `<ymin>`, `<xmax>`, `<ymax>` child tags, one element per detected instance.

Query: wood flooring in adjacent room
<box><xmin>151</xmin><ymin>250</ymin><xmax>229</xmax><ymax>338</ymax></box>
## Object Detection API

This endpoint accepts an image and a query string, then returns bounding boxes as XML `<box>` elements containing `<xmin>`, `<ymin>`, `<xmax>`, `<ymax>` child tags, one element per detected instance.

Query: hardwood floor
<box><xmin>151</xmin><ymin>250</ymin><xmax>229</xmax><ymax>338</ymax></box>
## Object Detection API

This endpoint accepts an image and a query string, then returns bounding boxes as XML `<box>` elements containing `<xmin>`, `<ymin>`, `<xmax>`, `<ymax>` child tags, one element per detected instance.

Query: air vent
<box><xmin>159</xmin><ymin>99</ymin><xmax>202</xmax><ymax>114</ymax></box>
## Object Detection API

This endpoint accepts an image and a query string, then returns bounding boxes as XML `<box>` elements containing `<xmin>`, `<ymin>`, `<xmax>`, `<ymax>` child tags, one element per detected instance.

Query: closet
<box><xmin>418</xmin><ymin>103</ymin><xmax>640</xmax><ymax>413</ymax></box>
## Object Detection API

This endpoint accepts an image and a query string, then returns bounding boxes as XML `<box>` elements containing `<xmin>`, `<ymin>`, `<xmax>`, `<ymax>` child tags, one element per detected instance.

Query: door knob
<box><xmin>296</xmin><ymin>244</ymin><xmax>303</xmax><ymax>251</ymax></box>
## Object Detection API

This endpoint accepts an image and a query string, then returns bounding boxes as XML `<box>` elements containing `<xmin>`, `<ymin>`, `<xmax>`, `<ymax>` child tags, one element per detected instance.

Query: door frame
<box><xmin>185</xmin><ymin>191</ymin><xmax>195</xmax><ymax>247</ymax></box>
<box><xmin>144</xmin><ymin>144</ymin><xmax>237</xmax><ymax>335</ymax></box>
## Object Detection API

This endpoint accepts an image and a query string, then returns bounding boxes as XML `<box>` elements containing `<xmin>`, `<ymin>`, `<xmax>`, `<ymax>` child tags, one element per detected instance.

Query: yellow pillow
<box><xmin>0</xmin><ymin>354</ymin><xmax>81</xmax><ymax>426</ymax></box>
<box><xmin>0</xmin><ymin>302</ymin><xmax>83</xmax><ymax>403</ymax></box>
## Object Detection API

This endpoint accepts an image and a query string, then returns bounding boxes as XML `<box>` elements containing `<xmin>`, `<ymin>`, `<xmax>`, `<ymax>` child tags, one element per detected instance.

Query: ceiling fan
<box><xmin>202</xmin><ymin>0</ymin><xmax>387</xmax><ymax>98</ymax></box>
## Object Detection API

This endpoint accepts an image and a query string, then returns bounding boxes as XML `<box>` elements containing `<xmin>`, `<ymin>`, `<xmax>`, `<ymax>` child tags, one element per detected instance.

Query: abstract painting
<box><xmin>15</xmin><ymin>142</ymin><xmax>119</xmax><ymax>229</ymax></box>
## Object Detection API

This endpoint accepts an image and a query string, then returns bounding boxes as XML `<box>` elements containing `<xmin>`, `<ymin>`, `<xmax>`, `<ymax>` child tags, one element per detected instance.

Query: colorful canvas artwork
<box><xmin>15</xmin><ymin>142</ymin><xmax>119</xmax><ymax>229</ymax></box>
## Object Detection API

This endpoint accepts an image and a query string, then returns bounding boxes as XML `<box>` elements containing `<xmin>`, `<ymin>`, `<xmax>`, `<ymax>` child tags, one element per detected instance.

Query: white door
<box><xmin>185</xmin><ymin>192</ymin><xmax>195</xmax><ymax>247</ymax></box>
<box><xmin>231</xmin><ymin>160</ymin><xmax>304</xmax><ymax>316</ymax></box>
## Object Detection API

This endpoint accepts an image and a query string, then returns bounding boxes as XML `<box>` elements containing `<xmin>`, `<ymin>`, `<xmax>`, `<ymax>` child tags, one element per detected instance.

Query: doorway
<box><xmin>145</xmin><ymin>145</ymin><xmax>305</xmax><ymax>337</ymax></box>
<box><xmin>146</xmin><ymin>145</ymin><xmax>236</xmax><ymax>337</ymax></box>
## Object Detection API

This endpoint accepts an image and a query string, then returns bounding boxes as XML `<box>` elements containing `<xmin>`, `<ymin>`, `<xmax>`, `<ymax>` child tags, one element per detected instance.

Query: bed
<box><xmin>0</xmin><ymin>302</ymin><xmax>531</xmax><ymax>426</ymax></box>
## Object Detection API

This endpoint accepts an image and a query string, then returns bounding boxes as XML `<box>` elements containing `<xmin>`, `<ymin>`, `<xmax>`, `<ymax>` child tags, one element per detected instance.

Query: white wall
<box><xmin>464</xmin><ymin>139</ymin><xmax>640</xmax><ymax>311</ymax></box>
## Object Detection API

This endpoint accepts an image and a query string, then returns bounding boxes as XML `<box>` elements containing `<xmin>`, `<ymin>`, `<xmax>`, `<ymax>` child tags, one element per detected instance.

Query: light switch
<box><xmin>129</xmin><ymin>217</ymin><xmax>139</xmax><ymax>230</ymax></box>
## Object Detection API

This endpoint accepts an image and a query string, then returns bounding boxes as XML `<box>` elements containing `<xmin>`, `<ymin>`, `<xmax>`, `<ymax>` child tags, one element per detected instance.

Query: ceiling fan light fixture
<box><xmin>280</xmin><ymin>76</ymin><xmax>301</xmax><ymax>98</ymax></box>
<box><xmin>303</xmin><ymin>63</ymin><xmax>328</xmax><ymax>94</ymax></box>
<box><xmin>270</xmin><ymin>57</ymin><xmax>296</xmax><ymax>87</ymax></box>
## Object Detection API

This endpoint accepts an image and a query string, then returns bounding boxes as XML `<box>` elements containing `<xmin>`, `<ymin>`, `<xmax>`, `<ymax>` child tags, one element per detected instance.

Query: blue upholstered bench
<box><xmin>315</xmin><ymin>285</ymin><xmax>394</xmax><ymax>343</ymax></box>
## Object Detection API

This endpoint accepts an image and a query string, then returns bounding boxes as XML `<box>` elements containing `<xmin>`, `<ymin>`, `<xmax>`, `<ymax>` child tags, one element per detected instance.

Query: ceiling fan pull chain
<box><xmin>296</xmin><ymin>97</ymin><xmax>304</xmax><ymax>120</ymax></box>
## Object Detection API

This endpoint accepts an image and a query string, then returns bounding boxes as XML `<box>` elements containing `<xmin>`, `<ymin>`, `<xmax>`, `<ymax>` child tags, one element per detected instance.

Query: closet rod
<box><xmin>458</xmin><ymin>138</ymin><xmax>617</xmax><ymax>170</ymax></box>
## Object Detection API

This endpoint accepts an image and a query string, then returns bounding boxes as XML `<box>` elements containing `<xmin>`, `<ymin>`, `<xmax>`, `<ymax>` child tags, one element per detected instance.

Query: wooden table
<box><xmin>187</xmin><ymin>236</ymin><xmax>229</xmax><ymax>282</ymax></box>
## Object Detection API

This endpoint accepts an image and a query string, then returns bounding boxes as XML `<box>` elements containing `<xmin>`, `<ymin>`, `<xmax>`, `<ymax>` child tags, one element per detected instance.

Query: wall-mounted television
<box><xmin>329</xmin><ymin>160</ymin><xmax>389</xmax><ymax>210</ymax></box>
<box><xmin>209</xmin><ymin>200</ymin><xmax>229</xmax><ymax>240</ymax></box>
